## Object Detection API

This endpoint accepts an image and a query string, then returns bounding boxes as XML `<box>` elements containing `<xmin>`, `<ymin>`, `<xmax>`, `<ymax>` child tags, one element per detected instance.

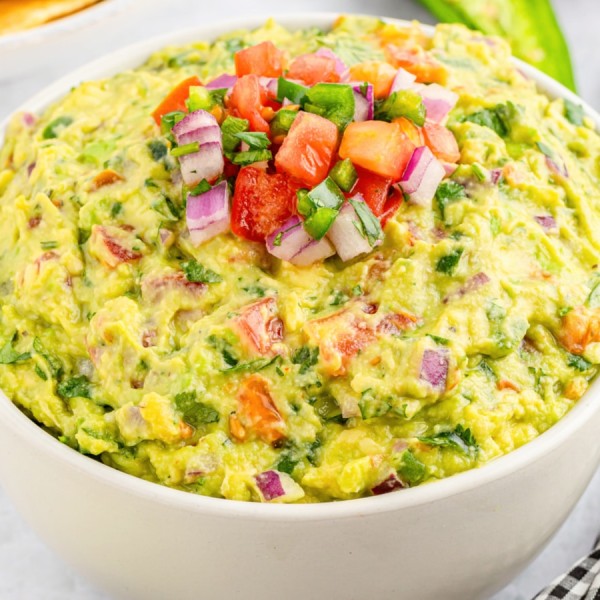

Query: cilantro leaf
<box><xmin>0</xmin><ymin>334</ymin><xmax>31</xmax><ymax>365</ymax></box>
<box><xmin>221</xmin><ymin>356</ymin><xmax>279</xmax><ymax>374</ymax></box>
<box><xmin>233</xmin><ymin>131</ymin><xmax>270</xmax><ymax>150</ymax></box>
<box><xmin>230</xmin><ymin>149</ymin><xmax>272</xmax><ymax>166</ymax></box>
<box><xmin>182</xmin><ymin>260</ymin><xmax>222</xmax><ymax>283</ymax></box>
<box><xmin>57</xmin><ymin>375</ymin><xmax>91</xmax><ymax>399</ymax></box>
<box><xmin>436</xmin><ymin>248</ymin><xmax>463</xmax><ymax>275</ymax></box>
<box><xmin>435</xmin><ymin>181</ymin><xmax>465</xmax><ymax>220</ymax></box>
<box><xmin>174</xmin><ymin>391</ymin><xmax>219</xmax><ymax>427</ymax></box>
<box><xmin>397</xmin><ymin>450</ymin><xmax>426</xmax><ymax>485</ymax></box>
<box><xmin>464</xmin><ymin>104</ymin><xmax>511</xmax><ymax>137</ymax></box>
<box><xmin>564</xmin><ymin>99</ymin><xmax>584</xmax><ymax>126</ymax></box>
<box><xmin>567</xmin><ymin>353</ymin><xmax>592</xmax><ymax>371</ymax></box>
<box><xmin>147</xmin><ymin>140</ymin><xmax>168</xmax><ymax>161</ymax></box>
<box><xmin>292</xmin><ymin>346</ymin><xmax>319</xmax><ymax>375</ymax></box>
<box><xmin>419</xmin><ymin>424</ymin><xmax>478</xmax><ymax>455</ymax></box>
<box><xmin>348</xmin><ymin>197</ymin><xmax>383</xmax><ymax>247</ymax></box>
<box><xmin>33</xmin><ymin>337</ymin><xmax>62</xmax><ymax>378</ymax></box>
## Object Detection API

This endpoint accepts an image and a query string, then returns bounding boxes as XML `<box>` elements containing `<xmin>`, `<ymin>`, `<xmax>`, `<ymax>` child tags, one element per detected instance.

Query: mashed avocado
<box><xmin>0</xmin><ymin>17</ymin><xmax>599</xmax><ymax>502</ymax></box>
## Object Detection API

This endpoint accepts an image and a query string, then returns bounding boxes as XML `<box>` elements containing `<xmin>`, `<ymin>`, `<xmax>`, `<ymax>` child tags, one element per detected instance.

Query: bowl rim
<box><xmin>0</xmin><ymin>0</ymin><xmax>135</xmax><ymax>52</ymax></box>
<box><xmin>1</xmin><ymin>11</ymin><xmax>600</xmax><ymax>522</ymax></box>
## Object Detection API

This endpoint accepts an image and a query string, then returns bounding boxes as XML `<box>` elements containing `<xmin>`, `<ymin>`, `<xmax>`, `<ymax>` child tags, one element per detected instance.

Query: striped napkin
<box><xmin>534</xmin><ymin>544</ymin><xmax>600</xmax><ymax>599</ymax></box>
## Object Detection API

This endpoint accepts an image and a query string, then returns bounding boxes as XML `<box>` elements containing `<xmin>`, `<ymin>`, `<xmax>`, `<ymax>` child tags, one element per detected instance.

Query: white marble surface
<box><xmin>1</xmin><ymin>0</ymin><xmax>599</xmax><ymax>598</ymax></box>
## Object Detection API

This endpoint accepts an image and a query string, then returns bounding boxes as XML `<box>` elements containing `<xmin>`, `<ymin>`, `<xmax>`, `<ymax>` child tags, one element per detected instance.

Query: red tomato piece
<box><xmin>230</xmin><ymin>375</ymin><xmax>286</xmax><ymax>445</ymax></box>
<box><xmin>152</xmin><ymin>76</ymin><xmax>201</xmax><ymax>126</ymax></box>
<box><xmin>231</xmin><ymin>167</ymin><xmax>302</xmax><ymax>242</ymax></box>
<box><xmin>274</xmin><ymin>111</ymin><xmax>339</xmax><ymax>188</ymax></box>
<box><xmin>379</xmin><ymin>191</ymin><xmax>403</xmax><ymax>227</ymax></box>
<box><xmin>385</xmin><ymin>45</ymin><xmax>448</xmax><ymax>84</ymax></box>
<box><xmin>231</xmin><ymin>297</ymin><xmax>284</xmax><ymax>357</ymax></box>
<box><xmin>234</xmin><ymin>41</ymin><xmax>284</xmax><ymax>78</ymax></box>
<box><xmin>339</xmin><ymin>121</ymin><xmax>414</xmax><ymax>181</ymax></box>
<box><xmin>348</xmin><ymin>61</ymin><xmax>397</xmax><ymax>99</ymax></box>
<box><xmin>422</xmin><ymin>122</ymin><xmax>461</xmax><ymax>163</ymax></box>
<box><xmin>287</xmin><ymin>54</ymin><xmax>340</xmax><ymax>85</ymax></box>
<box><xmin>352</xmin><ymin>166</ymin><xmax>393</xmax><ymax>216</ymax></box>
<box><xmin>229</xmin><ymin>74</ymin><xmax>270</xmax><ymax>133</ymax></box>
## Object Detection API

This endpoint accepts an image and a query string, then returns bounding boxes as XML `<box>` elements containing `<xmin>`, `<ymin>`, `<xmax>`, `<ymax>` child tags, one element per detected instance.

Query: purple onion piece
<box><xmin>173</xmin><ymin>109</ymin><xmax>219</xmax><ymax>138</ymax></box>
<box><xmin>327</xmin><ymin>200</ymin><xmax>374</xmax><ymax>261</ymax></box>
<box><xmin>534</xmin><ymin>215</ymin><xmax>557</xmax><ymax>231</ymax></box>
<box><xmin>441</xmin><ymin>162</ymin><xmax>458</xmax><ymax>177</ymax></box>
<box><xmin>205</xmin><ymin>74</ymin><xmax>238</xmax><ymax>91</ymax></box>
<box><xmin>351</xmin><ymin>83</ymin><xmax>374</xmax><ymax>121</ymax></box>
<box><xmin>371</xmin><ymin>473</ymin><xmax>406</xmax><ymax>495</ymax></box>
<box><xmin>22</xmin><ymin>112</ymin><xmax>36</xmax><ymax>127</ymax></box>
<box><xmin>186</xmin><ymin>180</ymin><xmax>230</xmax><ymax>245</ymax></box>
<box><xmin>390</xmin><ymin>68</ymin><xmax>417</xmax><ymax>94</ymax></box>
<box><xmin>27</xmin><ymin>163</ymin><xmax>36</xmax><ymax>177</ymax></box>
<box><xmin>178</xmin><ymin>142</ymin><xmax>224</xmax><ymax>186</ymax></box>
<box><xmin>420</xmin><ymin>349</ymin><xmax>449</xmax><ymax>390</ymax></box>
<box><xmin>490</xmin><ymin>169</ymin><xmax>503</xmax><ymax>185</ymax></box>
<box><xmin>177</xmin><ymin>124</ymin><xmax>222</xmax><ymax>147</ymax></box>
<box><xmin>258</xmin><ymin>76</ymin><xmax>279</xmax><ymax>97</ymax></box>
<box><xmin>443</xmin><ymin>272</ymin><xmax>490</xmax><ymax>304</ymax></box>
<box><xmin>255</xmin><ymin>470</ymin><xmax>286</xmax><ymax>501</ymax></box>
<box><xmin>290</xmin><ymin>237</ymin><xmax>335</xmax><ymax>266</ymax></box>
<box><xmin>416</xmin><ymin>83</ymin><xmax>459</xmax><ymax>124</ymax></box>
<box><xmin>266</xmin><ymin>216</ymin><xmax>306</xmax><ymax>258</ymax></box>
<box><xmin>399</xmin><ymin>146</ymin><xmax>445</xmax><ymax>206</ymax></box>
<box><xmin>545</xmin><ymin>156</ymin><xmax>568</xmax><ymax>178</ymax></box>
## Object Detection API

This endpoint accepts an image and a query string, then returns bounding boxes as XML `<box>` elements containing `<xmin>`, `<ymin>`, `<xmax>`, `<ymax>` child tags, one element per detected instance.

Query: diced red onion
<box><xmin>27</xmin><ymin>162</ymin><xmax>36</xmax><ymax>177</ymax></box>
<box><xmin>399</xmin><ymin>146</ymin><xmax>445</xmax><ymax>206</ymax></box>
<box><xmin>205</xmin><ymin>74</ymin><xmax>238</xmax><ymax>91</ymax></box>
<box><xmin>351</xmin><ymin>83</ymin><xmax>374</xmax><ymax>121</ymax></box>
<box><xmin>534</xmin><ymin>215</ymin><xmax>558</xmax><ymax>231</ymax></box>
<box><xmin>390</xmin><ymin>68</ymin><xmax>417</xmax><ymax>94</ymax></box>
<box><xmin>177</xmin><ymin>124</ymin><xmax>222</xmax><ymax>147</ymax></box>
<box><xmin>266</xmin><ymin>216</ymin><xmax>334</xmax><ymax>266</ymax></box>
<box><xmin>490</xmin><ymin>169</ymin><xmax>503</xmax><ymax>185</ymax></box>
<box><xmin>186</xmin><ymin>180</ymin><xmax>230</xmax><ymax>245</ymax></box>
<box><xmin>259</xmin><ymin>77</ymin><xmax>279</xmax><ymax>98</ymax></box>
<box><xmin>441</xmin><ymin>162</ymin><xmax>458</xmax><ymax>177</ymax></box>
<box><xmin>371</xmin><ymin>473</ymin><xmax>406</xmax><ymax>495</ymax></box>
<box><xmin>327</xmin><ymin>200</ymin><xmax>373</xmax><ymax>261</ymax></box>
<box><xmin>415</xmin><ymin>83</ymin><xmax>458</xmax><ymax>124</ymax></box>
<box><xmin>337</xmin><ymin>394</ymin><xmax>361</xmax><ymax>419</ymax></box>
<box><xmin>159</xmin><ymin>228</ymin><xmax>175</xmax><ymax>248</ymax></box>
<box><xmin>255</xmin><ymin>470</ymin><xmax>285</xmax><ymax>501</ymax></box>
<box><xmin>420</xmin><ymin>348</ymin><xmax>449</xmax><ymax>390</ymax></box>
<box><xmin>546</xmin><ymin>156</ymin><xmax>568</xmax><ymax>178</ymax></box>
<box><xmin>173</xmin><ymin>110</ymin><xmax>219</xmax><ymax>138</ymax></box>
<box><xmin>443</xmin><ymin>272</ymin><xmax>490</xmax><ymax>304</ymax></box>
<box><xmin>22</xmin><ymin>112</ymin><xmax>36</xmax><ymax>127</ymax></box>
<box><xmin>315</xmin><ymin>48</ymin><xmax>348</xmax><ymax>78</ymax></box>
<box><xmin>179</xmin><ymin>142</ymin><xmax>224</xmax><ymax>186</ymax></box>
<box><xmin>393</xmin><ymin>439</ymin><xmax>409</xmax><ymax>453</ymax></box>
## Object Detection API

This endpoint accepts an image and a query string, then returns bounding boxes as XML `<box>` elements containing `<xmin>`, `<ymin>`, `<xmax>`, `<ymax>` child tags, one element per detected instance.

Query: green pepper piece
<box><xmin>329</xmin><ymin>159</ymin><xmax>358</xmax><ymax>192</ymax></box>
<box><xmin>270</xmin><ymin>109</ymin><xmax>298</xmax><ymax>138</ymax></box>
<box><xmin>297</xmin><ymin>177</ymin><xmax>345</xmax><ymax>239</ymax></box>
<box><xmin>186</xmin><ymin>86</ymin><xmax>214</xmax><ymax>112</ymax></box>
<box><xmin>376</xmin><ymin>90</ymin><xmax>426</xmax><ymax>126</ymax></box>
<box><xmin>417</xmin><ymin>0</ymin><xmax>576</xmax><ymax>91</ymax></box>
<box><xmin>277</xmin><ymin>78</ymin><xmax>309</xmax><ymax>104</ymax></box>
<box><xmin>302</xmin><ymin>83</ymin><xmax>355</xmax><ymax>130</ymax></box>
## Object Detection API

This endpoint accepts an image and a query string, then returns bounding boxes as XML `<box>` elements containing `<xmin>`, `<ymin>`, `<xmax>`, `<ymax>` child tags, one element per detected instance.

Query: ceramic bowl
<box><xmin>1</xmin><ymin>13</ymin><xmax>599</xmax><ymax>600</ymax></box>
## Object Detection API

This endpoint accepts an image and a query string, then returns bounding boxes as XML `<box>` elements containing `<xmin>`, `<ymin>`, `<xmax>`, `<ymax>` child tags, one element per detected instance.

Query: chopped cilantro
<box><xmin>536</xmin><ymin>141</ymin><xmax>554</xmax><ymax>157</ymax></box>
<box><xmin>233</xmin><ymin>131</ymin><xmax>270</xmax><ymax>150</ymax></box>
<box><xmin>587</xmin><ymin>282</ymin><xmax>600</xmax><ymax>308</ymax></box>
<box><xmin>352</xmin><ymin>284</ymin><xmax>363</xmax><ymax>296</ymax></box>
<box><xmin>564</xmin><ymin>99</ymin><xmax>584</xmax><ymax>126</ymax></box>
<box><xmin>57</xmin><ymin>375</ymin><xmax>91</xmax><ymax>399</ymax></box>
<box><xmin>147</xmin><ymin>140</ymin><xmax>168</xmax><ymax>161</ymax></box>
<box><xmin>348</xmin><ymin>197</ymin><xmax>383</xmax><ymax>247</ymax></box>
<box><xmin>42</xmin><ymin>116</ymin><xmax>73</xmax><ymax>139</ymax></box>
<box><xmin>40</xmin><ymin>241</ymin><xmax>58</xmax><ymax>250</ymax></box>
<box><xmin>110</xmin><ymin>202</ymin><xmax>123</xmax><ymax>218</ymax></box>
<box><xmin>292</xmin><ymin>346</ymin><xmax>319</xmax><ymax>375</ymax></box>
<box><xmin>478</xmin><ymin>360</ymin><xmax>496</xmax><ymax>380</ymax></box>
<box><xmin>220</xmin><ymin>116</ymin><xmax>249</xmax><ymax>153</ymax></box>
<box><xmin>160</xmin><ymin>111</ymin><xmax>186</xmax><ymax>134</ymax></box>
<box><xmin>419</xmin><ymin>424</ymin><xmax>478</xmax><ymax>455</ymax></box>
<box><xmin>230</xmin><ymin>149</ymin><xmax>272</xmax><ymax>166</ymax></box>
<box><xmin>182</xmin><ymin>260</ymin><xmax>222</xmax><ymax>284</ymax></box>
<box><xmin>426</xmin><ymin>334</ymin><xmax>449</xmax><ymax>345</ymax></box>
<box><xmin>174</xmin><ymin>391</ymin><xmax>219</xmax><ymax>428</ymax></box>
<box><xmin>276</xmin><ymin>454</ymin><xmax>298</xmax><ymax>475</ymax></box>
<box><xmin>221</xmin><ymin>356</ymin><xmax>279</xmax><ymax>374</ymax></box>
<box><xmin>242</xmin><ymin>284</ymin><xmax>266</xmax><ymax>298</ymax></box>
<box><xmin>464</xmin><ymin>104</ymin><xmax>512</xmax><ymax>137</ymax></box>
<box><xmin>34</xmin><ymin>365</ymin><xmax>48</xmax><ymax>381</ymax></box>
<box><xmin>273</xmin><ymin>232</ymin><xmax>283</xmax><ymax>247</ymax></box>
<box><xmin>435</xmin><ymin>180</ymin><xmax>465</xmax><ymax>220</ymax></box>
<box><xmin>436</xmin><ymin>248</ymin><xmax>463</xmax><ymax>275</ymax></box>
<box><xmin>567</xmin><ymin>353</ymin><xmax>592</xmax><ymax>372</ymax></box>
<box><xmin>330</xmin><ymin>290</ymin><xmax>349</xmax><ymax>306</ymax></box>
<box><xmin>398</xmin><ymin>450</ymin><xmax>426</xmax><ymax>486</ymax></box>
<box><xmin>0</xmin><ymin>334</ymin><xmax>31</xmax><ymax>365</ymax></box>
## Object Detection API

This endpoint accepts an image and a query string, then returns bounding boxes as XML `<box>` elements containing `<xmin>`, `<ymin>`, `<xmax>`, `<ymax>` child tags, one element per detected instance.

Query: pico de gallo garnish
<box><xmin>155</xmin><ymin>39</ymin><xmax>459</xmax><ymax>265</ymax></box>
<box><xmin>1</xmin><ymin>16</ymin><xmax>600</xmax><ymax>503</ymax></box>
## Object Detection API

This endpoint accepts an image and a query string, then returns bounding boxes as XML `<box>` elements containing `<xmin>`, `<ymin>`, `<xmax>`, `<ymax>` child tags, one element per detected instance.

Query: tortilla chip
<box><xmin>0</xmin><ymin>0</ymin><xmax>103</xmax><ymax>35</ymax></box>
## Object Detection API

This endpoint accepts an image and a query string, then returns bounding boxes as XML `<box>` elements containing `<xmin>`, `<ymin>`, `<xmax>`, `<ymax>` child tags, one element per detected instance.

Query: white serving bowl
<box><xmin>1</xmin><ymin>13</ymin><xmax>600</xmax><ymax>600</ymax></box>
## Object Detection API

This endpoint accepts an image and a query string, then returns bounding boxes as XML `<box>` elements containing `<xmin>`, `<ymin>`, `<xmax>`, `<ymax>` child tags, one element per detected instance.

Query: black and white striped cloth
<box><xmin>534</xmin><ymin>545</ymin><xmax>600</xmax><ymax>599</ymax></box>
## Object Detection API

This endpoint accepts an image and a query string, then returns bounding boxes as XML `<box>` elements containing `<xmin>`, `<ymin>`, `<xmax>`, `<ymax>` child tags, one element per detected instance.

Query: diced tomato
<box><xmin>234</xmin><ymin>41</ymin><xmax>283</xmax><ymax>78</ymax></box>
<box><xmin>231</xmin><ymin>167</ymin><xmax>302</xmax><ymax>242</ymax></box>
<box><xmin>304</xmin><ymin>309</ymin><xmax>375</xmax><ymax>376</ymax></box>
<box><xmin>229</xmin><ymin>74</ymin><xmax>270</xmax><ymax>133</ymax></box>
<box><xmin>141</xmin><ymin>272</ymin><xmax>206</xmax><ymax>304</ymax></box>
<box><xmin>152</xmin><ymin>76</ymin><xmax>201</xmax><ymax>126</ymax></box>
<box><xmin>559</xmin><ymin>306</ymin><xmax>600</xmax><ymax>355</ymax></box>
<box><xmin>348</xmin><ymin>61</ymin><xmax>397</xmax><ymax>99</ymax></box>
<box><xmin>230</xmin><ymin>375</ymin><xmax>286</xmax><ymax>445</ymax></box>
<box><xmin>274</xmin><ymin>111</ymin><xmax>339</xmax><ymax>188</ymax></box>
<box><xmin>89</xmin><ymin>225</ymin><xmax>143</xmax><ymax>269</ymax></box>
<box><xmin>385</xmin><ymin>45</ymin><xmax>448</xmax><ymax>84</ymax></box>
<box><xmin>422</xmin><ymin>122</ymin><xmax>461</xmax><ymax>163</ymax></box>
<box><xmin>353</xmin><ymin>166</ymin><xmax>392</xmax><ymax>216</ymax></box>
<box><xmin>339</xmin><ymin>121</ymin><xmax>415</xmax><ymax>180</ymax></box>
<box><xmin>287</xmin><ymin>54</ymin><xmax>340</xmax><ymax>86</ymax></box>
<box><xmin>231</xmin><ymin>297</ymin><xmax>285</xmax><ymax>357</ymax></box>
<box><xmin>377</xmin><ymin>312</ymin><xmax>420</xmax><ymax>335</ymax></box>
<box><xmin>379</xmin><ymin>190</ymin><xmax>403</xmax><ymax>227</ymax></box>
<box><xmin>393</xmin><ymin>116</ymin><xmax>424</xmax><ymax>147</ymax></box>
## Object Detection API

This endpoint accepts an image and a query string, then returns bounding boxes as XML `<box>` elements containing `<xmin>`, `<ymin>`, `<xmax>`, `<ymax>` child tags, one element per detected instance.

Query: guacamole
<box><xmin>1</xmin><ymin>16</ymin><xmax>599</xmax><ymax>503</ymax></box>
